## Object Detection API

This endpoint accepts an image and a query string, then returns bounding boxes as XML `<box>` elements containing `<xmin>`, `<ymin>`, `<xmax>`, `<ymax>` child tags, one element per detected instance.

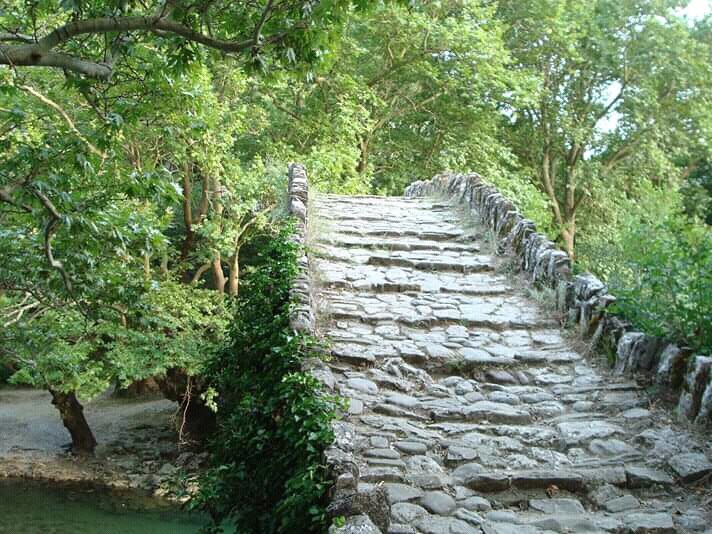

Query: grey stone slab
<box><xmin>622</xmin><ymin>512</ymin><xmax>675</xmax><ymax>533</ymax></box>
<box><xmin>667</xmin><ymin>452</ymin><xmax>712</xmax><ymax>483</ymax></box>
<box><xmin>603</xmin><ymin>494</ymin><xmax>639</xmax><ymax>513</ymax></box>
<box><xmin>419</xmin><ymin>491</ymin><xmax>456</xmax><ymax>515</ymax></box>
<box><xmin>384</xmin><ymin>483</ymin><xmax>423</xmax><ymax>504</ymax></box>
<box><xmin>529</xmin><ymin>498</ymin><xmax>585</xmax><ymax>514</ymax></box>
<box><xmin>625</xmin><ymin>466</ymin><xmax>674</xmax><ymax>488</ymax></box>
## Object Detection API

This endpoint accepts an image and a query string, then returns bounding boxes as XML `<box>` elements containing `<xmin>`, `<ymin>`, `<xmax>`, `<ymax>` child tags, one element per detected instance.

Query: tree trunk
<box><xmin>561</xmin><ymin>225</ymin><xmax>576</xmax><ymax>261</ymax></box>
<box><xmin>50</xmin><ymin>390</ymin><xmax>97</xmax><ymax>455</ymax></box>
<box><xmin>212</xmin><ymin>253</ymin><xmax>226</xmax><ymax>294</ymax></box>
<box><xmin>357</xmin><ymin>137</ymin><xmax>370</xmax><ymax>174</ymax></box>
<box><xmin>156</xmin><ymin>368</ymin><xmax>216</xmax><ymax>439</ymax></box>
<box><xmin>228</xmin><ymin>250</ymin><xmax>239</xmax><ymax>297</ymax></box>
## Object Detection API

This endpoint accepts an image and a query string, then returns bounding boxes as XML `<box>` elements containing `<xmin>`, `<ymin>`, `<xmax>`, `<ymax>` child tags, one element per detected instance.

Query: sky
<box><xmin>679</xmin><ymin>0</ymin><xmax>712</xmax><ymax>20</ymax></box>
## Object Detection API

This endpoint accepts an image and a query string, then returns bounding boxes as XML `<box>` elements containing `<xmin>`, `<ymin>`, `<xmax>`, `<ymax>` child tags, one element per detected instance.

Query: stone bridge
<box><xmin>286</xmin><ymin>166</ymin><xmax>712</xmax><ymax>534</ymax></box>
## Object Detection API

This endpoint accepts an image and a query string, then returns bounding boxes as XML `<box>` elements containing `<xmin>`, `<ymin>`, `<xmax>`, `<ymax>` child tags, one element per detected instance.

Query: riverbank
<box><xmin>0</xmin><ymin>386</ymin><xmax>207</xmax><ymax>502</ymax></box>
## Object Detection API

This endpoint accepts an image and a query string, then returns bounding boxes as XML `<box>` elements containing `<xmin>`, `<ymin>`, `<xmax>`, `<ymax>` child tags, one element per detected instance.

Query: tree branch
<box><xmin>0</xmin><ymin>32</ymin><xmax>35</xmax><ymax>43</ymax></box>
<box><xmin>31</xmin><ymin>188</ymin><xmax>74</xmax><ymax>294</ymax></box>
<box><xmin>19</xmin><ymin>85</ymin><xmax>105</xmax><ymax>159</ymax></box>
<box><xmin>0</xmin><ymin>11</ymin><xmax>279</xmax><ymax>78</ymax></box>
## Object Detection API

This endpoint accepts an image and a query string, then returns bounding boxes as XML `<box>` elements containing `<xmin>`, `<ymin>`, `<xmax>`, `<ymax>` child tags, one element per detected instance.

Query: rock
<box><xmin>557</xmin><ymin>421</ymin><xmax>623</xmax><ymax>447</ymax></box>
<box><xmin>622</xmin><ymin>512</ymin><xmax>675</xmax><ymax>533</ymax></box>
<box><xmin>133</xmin><ymin>474</ymin><xmax>160</xmax><ymax>490</ymax></box>
<box><xmin>677</xmin><ymin>510</ymin><xmax>708</xmax><ymax>531</ymax></box>
<box><xmin>407</xmin><ymin>473</ymin><xmax>447</xmax><ymax>489</ymax></box>
<box><xmin>603</xmin><ymin>494</ymin><xmax>639</xmax><ymax>513</ymax></box>
<box><xmin>529</xmin><ymin>514</ymin><xmax>598</xmax><ymax>533</ymax></box>
<box><xmin>158</xmin><ymin>463</ymin><xmax>177</xmax><ymax>476</ymax></box>
<box><xmin>326</xmin><ymin>486</ymin><xmax>390</xmax><ymax>532</ymax></box>
<box><xmin>677</xmin><ymin>355</ymin><xmax>712</xmax><ymax>422</ymax></box>
<box><xmin>464</xmin><ymin>391</ymin><xmax>485</xmax><ymax>402</ymax></box>
<box><xmin>391</xmin><ymin>502</ymin><xmax>428</xmax><ymax>523</ymax></box>
<box><xmin>487</xmin><ymin>391</ymin><xmax>520</xmax><ymax>405</ymax></box>
<box><xmin>383</xmin><ymin>483</ymin><xmax>422</xmax><ymax>504</ymax></box>
<box><xmin>655</xmin><ymin>345</ymin><xmax>687</xmax><ymax>386</ymax></box>
<box><xmin>589</xmin><ymin>438</ymin><xmax>638</xmax><ymax>457</ymax></box>
<box><xmin>485</xmin><ymin>511</ymin><xmax>523</xmax><ymax>524</ymax></box>
<box><xmin>454</xmin><ymin>380</ymin><xmax>475</xmax><ymax>395</ymax></box>
<box><xmin>481</xmin><ymin>523</ymin><xmax>539</xmax><ymax>534</ymax></box>
<box><xmin>625</xmin><ymin>466</ymin><xmax>674</xmax><ymax>488</ymax></box>
<box><xmin>452</xmin><ymin>462</ymin><xmax>483</xmax><ymax>481</ymax></box>
<box><xmin>621</xmin><ymin>407</ymin><xmax>650</xmax><ymax>419</ymax></box>
<box><xmin>590</xmin><ymin>484</ymin><xmax>622</xmax><ymax>507</ymax></box>
<box><xmin>445</xmin><ymin>446</ymin><xmax>478</xmax><ymax>464</ymax></box>
<box><xmin>511</xmin><ymin>470</ymin><xmax>583</xmax><ymax>491</ymax></box>
<box><xmin>667</xmin><ymin>452</ymin><xmax>712</xmax><ymax>483</ymax></box>
<box><xmin>346</xmin><ymin>378</ymin><xmax>379</xmax><ymax>395</ymax></box>
<box><xmin>365</xmin><ymin>448</ymin><xmax>400</xmax><ymax>460</ymax></box>
<box><xmin>485</xmin><ymin>370</ymin><xmax>518</xmax><ymax>384</ymax></box>
<box><xmin>529</xmin><ymin>498</ymin><xmax>585</xmax><ymax>514</ymax></box>
<box><xmin>461</xmin><ymin>495</ymin><xmax>491</xmax><ymax>512</ymax></box>
<box><xmin>414</xmin><ymin>516</ymin><xmax>472</xmax><ymax>534</ymax></box>
<box><xmin>419</xmin><ymin>491</ymin><xmax>456</xmax><ymax>515</ymax></box>
<box><xmin>393</xmin><ymin>441</ymin><xmax>428</xmax><ymax>455</ymax></box>
<box><xmin>463</xmin><ymin>472</ymin><xmax>510</xmax><ymax>492</ymax></box>
<box><xmin>329</xmin><ymin>515</ymin><xmax>382</xmax><ymax>534</ymax></box>
<box><xmin>385</xmin><ymin>393</ymin><xmax>420</xmax><ymax>409</ymax></box>
<box><xmin>345</xmin><ymin>397</ymin><xmax>364</xmax><ymax>415</ymax></box>
<box><xmin>454</xmin><ymin>508</ymin><xmax>483</xmax><ymax>526</ymax></box>
<box><xmin>463</xmin><ymin>401</ymin><xmax>530</xmax><ymax>424</ymax></box>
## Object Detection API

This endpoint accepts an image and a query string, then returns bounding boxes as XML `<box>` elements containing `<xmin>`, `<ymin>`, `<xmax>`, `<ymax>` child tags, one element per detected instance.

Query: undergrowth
<box><xmin>195</xmin><ymin>222</ymin><xmax>338</xmax><ymax>533</ymax></box>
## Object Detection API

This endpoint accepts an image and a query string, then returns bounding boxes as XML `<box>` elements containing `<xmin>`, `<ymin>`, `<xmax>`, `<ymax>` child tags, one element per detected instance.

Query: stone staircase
<box><xmin>313</xmin><ymin>194</ymin><xmax>712</xmax><ymax>534</ymax></box>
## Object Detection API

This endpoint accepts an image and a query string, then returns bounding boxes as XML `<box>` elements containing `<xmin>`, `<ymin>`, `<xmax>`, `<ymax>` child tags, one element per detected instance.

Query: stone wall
<box><xmin>405</xmin><ymin>172</ymin><xmax>711</xmax><ymax>426</ymax></box>
<box><xmin>286</xmin><ymin>164</ymin><xmax>371</xmax><ymax>533</ymax></box>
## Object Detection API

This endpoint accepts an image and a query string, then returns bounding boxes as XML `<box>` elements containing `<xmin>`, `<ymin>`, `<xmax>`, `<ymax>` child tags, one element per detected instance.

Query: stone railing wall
<box><xmin>405</xmin><ymin>172</ymin><xmax>711</xmax><ymax>426</ymax></box>
<box><xmin>287</xmin><ymin>164</ymin><xmax>366</xmax><ymax>533</ymax></box>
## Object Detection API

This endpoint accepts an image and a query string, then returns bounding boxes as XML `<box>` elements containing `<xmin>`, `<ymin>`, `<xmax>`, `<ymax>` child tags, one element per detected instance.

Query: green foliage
<box><xmin>234</xmin><ymin>0</ymin><xmax>518</xmax><ymax>195</ymax></box>
<box><xmin>497</xmin><ymin>0</ymin><xmax>712</xmax><ymax>257</ymax></box>
<box><xmin>196</xmin><ymin>223</ymin><xmax>338</xmax><ymax>534</ymax></box>
<box><xmin>592</xmin><ymin>208</ymin><xmax>711</xmax><ymax>354</ymax></box>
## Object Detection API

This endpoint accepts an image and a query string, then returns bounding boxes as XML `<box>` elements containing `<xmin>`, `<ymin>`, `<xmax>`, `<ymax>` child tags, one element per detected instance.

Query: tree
<box><xmin>0</xmin><ymin>59</ymin><xmax>278</xmax><ymax>451</ymax></box>
<box><xmin>0</xmin><ymin>0</ymin><xmax>358</xmax><ymax>79</ymax></box>
<box><xmin>497</xmin><ymin>0</ymin><xmax>712</xmax><ymax>259</ymax></box>
<box><xmin>231</xmin><ymin>0</ymin><xmax>522</xmax><ymax>195</ymax></box>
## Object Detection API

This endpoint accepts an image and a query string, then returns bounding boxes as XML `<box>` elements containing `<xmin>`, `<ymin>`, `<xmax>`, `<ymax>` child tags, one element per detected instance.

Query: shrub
<box><xmin>196</xmin><ymin>223</ymin><xmax>338</xmax><ymax>533</ymax></box>
<box><xmin>607</xmin><ymin>215</ymin><xmax>711</xmax><ymax>354</ymax></box>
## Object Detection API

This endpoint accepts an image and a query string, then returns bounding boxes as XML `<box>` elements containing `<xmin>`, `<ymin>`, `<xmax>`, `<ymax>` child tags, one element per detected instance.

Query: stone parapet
<box><xmin>287</xmin><ymin>164</ymin><xmax>373</xmax><ymax>532</ymax></box>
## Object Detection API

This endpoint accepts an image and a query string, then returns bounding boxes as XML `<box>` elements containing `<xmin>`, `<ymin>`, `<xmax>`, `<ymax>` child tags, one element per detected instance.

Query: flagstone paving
<box><xmin>314</xmin><ymin>194</ymin><xmax>712</xmax><ymax>534</ymax></box>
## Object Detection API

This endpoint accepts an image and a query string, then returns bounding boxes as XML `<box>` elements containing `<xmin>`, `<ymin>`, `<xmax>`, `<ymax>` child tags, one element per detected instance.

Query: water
<box><xmin>0</xmin><ymin>479</ymin><xmax>211</xmax><ymax>534</ymax></box>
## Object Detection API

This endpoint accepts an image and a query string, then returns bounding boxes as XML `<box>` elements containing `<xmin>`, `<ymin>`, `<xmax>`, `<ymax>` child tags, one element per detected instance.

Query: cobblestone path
<box><xmin>313</xmin><ymin>194</ymin><xmax>712</xmax><ymax>534</ymax></box>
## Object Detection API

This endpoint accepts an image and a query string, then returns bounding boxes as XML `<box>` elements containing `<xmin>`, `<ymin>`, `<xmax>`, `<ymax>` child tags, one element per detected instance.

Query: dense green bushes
<box><xmin>196</xmin><ymin>224</ymin><xmax>338</xmax><ymax>533</ymax></box>
<box><xmin>606</xmin><ymin>216</ymin><xmax>711</xmax><ymax>354</ymax></box>
<box><xmin>576</xmin><ymin>185</ymin><xmax>711</xmax><ymax>354</ymax></box>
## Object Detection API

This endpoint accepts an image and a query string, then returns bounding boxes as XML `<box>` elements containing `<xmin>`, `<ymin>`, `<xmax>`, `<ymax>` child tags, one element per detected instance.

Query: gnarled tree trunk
<box><xmin>50</xmin><ymin>389</ymin><xmax>97</xmax><ymax>455</ymax></box>
<box><xmin>156</xmin><ymin>368</ymin><xmax>216</xmax><ymax>439</ymax></box>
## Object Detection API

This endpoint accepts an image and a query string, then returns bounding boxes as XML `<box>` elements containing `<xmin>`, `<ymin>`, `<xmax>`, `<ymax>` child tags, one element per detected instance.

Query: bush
<box><xmin>196</xmin><ymin>223</ymin><xmax>338</xmax><ymax>533</ymax></box>
<box><xmin>607</xmin><ymin>215</ymin><xmax>712</xmax><ymax>354</ymax></box>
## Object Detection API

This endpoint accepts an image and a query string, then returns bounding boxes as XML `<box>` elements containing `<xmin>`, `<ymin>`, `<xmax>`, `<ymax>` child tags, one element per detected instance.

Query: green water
<box><xmin>0</xmin><ymin>479</ymin><xmax>210</xmax><ymax>534</ymax></box>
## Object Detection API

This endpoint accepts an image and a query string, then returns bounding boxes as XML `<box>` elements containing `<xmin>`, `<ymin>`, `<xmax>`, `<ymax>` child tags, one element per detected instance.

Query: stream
<box><xmin>0</xmin><ymin>479</ymin><xmax>211</xmax><ymax>533</ymax></box>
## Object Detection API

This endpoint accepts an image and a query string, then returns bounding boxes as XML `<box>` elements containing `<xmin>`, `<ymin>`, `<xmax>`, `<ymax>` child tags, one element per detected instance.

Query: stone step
<box><xmin>313</xmin><ymin>245</ymin><xmax>496</xmax><ymax>274</ymax></box>
<box><xmin>314</xmin><ymin>258</ymin><xmax>510</xmax><ymax>295</ymax></box>
<box><xmin>317</xmin><ymin>234</ymin><xmax>482</xmax><ymax>253</ymax></box>
<box><xmin>327</xmin><ymin>228</ymin><xmax>467</xmax><ymax>242</ymax></box>
<box><xmin>327</xmin><ymin>307</ymin><xmax>557</xmax><ymax>331</ymax></box>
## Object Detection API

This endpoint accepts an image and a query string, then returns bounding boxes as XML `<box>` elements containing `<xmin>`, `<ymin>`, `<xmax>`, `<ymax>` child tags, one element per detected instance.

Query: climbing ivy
<box><xmin>196</xmin><ymin>222</ymin><xmax>338</xmax><ymax>533</ymax></box>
